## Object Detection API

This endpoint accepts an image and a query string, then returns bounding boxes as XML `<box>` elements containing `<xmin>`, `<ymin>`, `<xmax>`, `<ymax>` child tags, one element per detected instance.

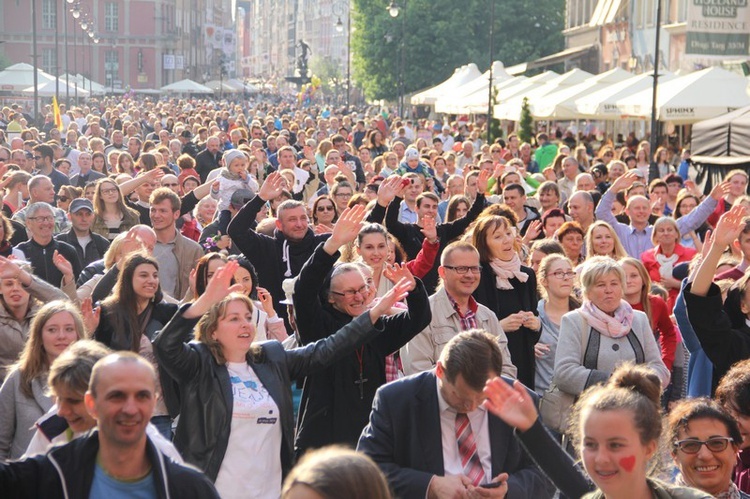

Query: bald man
<box><xmin>0</xmin><ymin>352</ymin><xmax>219</xmax><ymax>498</ymax></box>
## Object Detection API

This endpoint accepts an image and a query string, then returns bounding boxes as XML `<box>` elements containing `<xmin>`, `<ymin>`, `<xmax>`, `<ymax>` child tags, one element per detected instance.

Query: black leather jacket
<box><xmin>0</xmin><ymin>430</ymin><xmax>219</xmax><ymax>498</ymax></box>
<box><xmin>153</xmin><ymin>305</ymin><xmax>384</xmax><ymax>482</ymax></box>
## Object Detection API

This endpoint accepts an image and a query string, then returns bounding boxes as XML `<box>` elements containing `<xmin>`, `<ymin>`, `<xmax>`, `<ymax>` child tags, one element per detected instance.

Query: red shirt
<box><xmin>632</xmin><ymin>295</ymin><xmax>677</xmax><ymax>371</ymax></box>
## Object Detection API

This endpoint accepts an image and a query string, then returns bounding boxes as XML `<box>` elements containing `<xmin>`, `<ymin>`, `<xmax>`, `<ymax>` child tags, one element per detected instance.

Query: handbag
<box><xmin>539</xmin><ymin>312</ymin><xmax>590</xmax><ymax>434</ymax></box>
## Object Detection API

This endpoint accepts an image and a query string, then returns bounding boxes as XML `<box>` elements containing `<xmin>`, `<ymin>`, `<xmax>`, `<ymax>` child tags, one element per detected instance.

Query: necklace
<box><xmin>354</xmin><ymin>346</ymin><xmax>369</xmax><ymax>400</ymax></box>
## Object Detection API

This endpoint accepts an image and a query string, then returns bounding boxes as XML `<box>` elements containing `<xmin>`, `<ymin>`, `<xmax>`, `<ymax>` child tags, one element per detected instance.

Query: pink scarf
<box><xmin>489</xmin><ymin>254</ymin><xmax>528</xmax><ymax>290</ymax></box>
<box><xmin>578</xmin><ymin>299</ymin><xmax>634</xmax><ymax>339</ymax></box>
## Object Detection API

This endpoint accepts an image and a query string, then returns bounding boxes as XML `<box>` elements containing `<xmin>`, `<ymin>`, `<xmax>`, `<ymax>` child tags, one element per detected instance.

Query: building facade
<box><xmin>0</xmin><ymin>0</ymin><xmax>235</xmax><ymax>92</ymax></box>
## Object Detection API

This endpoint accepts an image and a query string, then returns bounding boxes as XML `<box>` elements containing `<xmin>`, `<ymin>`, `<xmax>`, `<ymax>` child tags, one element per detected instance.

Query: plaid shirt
<box><xmin>447</xmin><ymin>291</ymin><xmax>479</xmax><ymax>331</ymax></box>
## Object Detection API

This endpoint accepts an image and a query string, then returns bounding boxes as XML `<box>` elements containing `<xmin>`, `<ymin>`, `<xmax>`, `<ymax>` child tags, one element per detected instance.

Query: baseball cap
<box><xmin>180</xmin><ymin>130</ymin><xmax>193</xmax><ymax>139</ymax></box>
<box><xmin>69</xmin><ymin>198</ymin><xmax>94</xmax><ymax>213</ymax></box>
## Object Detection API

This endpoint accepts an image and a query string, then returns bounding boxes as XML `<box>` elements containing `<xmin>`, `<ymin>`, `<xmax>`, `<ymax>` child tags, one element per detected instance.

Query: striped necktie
<box><xmin>455</xmin><ymin>412</ymin><xmax>484</xmax><ymax>486</ymax></box>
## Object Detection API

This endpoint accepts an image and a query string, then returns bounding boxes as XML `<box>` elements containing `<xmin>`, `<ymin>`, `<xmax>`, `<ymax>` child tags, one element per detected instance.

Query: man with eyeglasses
<box><xmin>401</xmin><ymin>241</ymin><xmax>515</xmax><ymax>378</ymax></box>
<box><xmin>292</xmin><ymin>204</ymin><xmax>431</xmax><ymax>457</ymax></box>
<box><xmin>15</xmin><ymin>202</ymin><xmax>81</xmax><ymax>286</ymax></box>
<box><xmin>12</xmin><ymin>175</ymin><xmax>70</xmax><ymax>234</ymax></box>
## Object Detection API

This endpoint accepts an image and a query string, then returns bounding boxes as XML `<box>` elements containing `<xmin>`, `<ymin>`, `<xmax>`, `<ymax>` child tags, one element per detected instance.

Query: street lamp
<box><xmin>333</xmin><ymin>2</ymin><xmax>351</xmax><ymax>111</ymax></box>
<box><xmin>386</xmin><ymin>1</ymin><xmax>405</xmax><ymax>117</ymax></box>
<box><xmin>388</xmin><ymin>1</ymin><xmax>399</xmax><ymax>18</ymax></box>
<box><xmin>71</xmin><ymin>2</ymin><xmax>80</xmax><ymax>19</ymax></box>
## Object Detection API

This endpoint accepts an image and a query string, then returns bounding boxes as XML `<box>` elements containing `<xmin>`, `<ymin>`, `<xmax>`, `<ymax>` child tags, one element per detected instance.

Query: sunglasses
<box><xmin>316</xmin><ymin>205</ymin><xmax>335</xmax><ymax>212</ymax></box>
<box><xmin>57</xmin><ymin>196</ymin><xmax>70</xmax><ymax>203</ymax></box>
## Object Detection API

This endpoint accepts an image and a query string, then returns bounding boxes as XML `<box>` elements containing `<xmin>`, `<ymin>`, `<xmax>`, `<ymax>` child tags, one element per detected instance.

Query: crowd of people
<box><xmin>0</xmin><ymin>96</ymin><xmax>748</xmax><ymax>499</ymax></box>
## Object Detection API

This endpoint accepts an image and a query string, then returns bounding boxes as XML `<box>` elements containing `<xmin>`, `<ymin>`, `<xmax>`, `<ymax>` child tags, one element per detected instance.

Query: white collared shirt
<box><xmin>435</xmin><ymin>377</ymin><xmax>492</xmax><ymax>484</ymax></box>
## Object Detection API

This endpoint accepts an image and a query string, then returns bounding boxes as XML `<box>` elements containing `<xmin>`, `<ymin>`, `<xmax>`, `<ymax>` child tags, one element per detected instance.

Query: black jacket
<box><xmin>195</xmin><ymin>149</ymin><xmax>220</xmax><ymax>183</ymax></box>
<box><xmin>474</xmin><ymin>264</ymin><xmax>540</xmax><ymax>388</ymax></box>
<box><xmin>56</xmin><ymin>229</ymin><xmax>110</xmax><ymax>268</ymax></box>
<box><xmin>293</xmin><ymin>244</ymin><xmax>432</xmax><ymax>454</ymax></box>
<box><xmin>227</xmin><ymin>194</ymin><xmax>330</xmax><ymax>321</ymax></box>
<box><xmin>76</xmin><ymin>259</ymin><xmax>105</xmax><ymax>287</ymax></box>
<box><xmin>368</xmin><ymin>193</ymin><xmax>485</xmax><ymax>293</ymax></box>
<box><xmin>154</xmin><ymin>305</ymin><xmax>385</xmax><ymax>482</ymax></box>
<box><xmin>16</xmin><ymin>238</ymin><xmax>82</xmax><ymax>285</ymax></box>
<box><xmin>0</xmin><ymin>430</ymin><xmax>219</xmax><ymax>499</ymax></box>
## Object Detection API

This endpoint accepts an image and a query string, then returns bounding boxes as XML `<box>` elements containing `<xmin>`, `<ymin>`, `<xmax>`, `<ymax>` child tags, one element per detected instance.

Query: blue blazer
<box><xmin>357</xmin><ymin>371</ymin><xmax>554</xmax><ymax>499</ymax></box>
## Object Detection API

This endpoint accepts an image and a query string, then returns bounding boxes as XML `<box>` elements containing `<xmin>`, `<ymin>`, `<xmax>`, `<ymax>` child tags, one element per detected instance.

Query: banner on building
<box><xmin>163</xmin><ymin>54</ymin><xmax>175</xmax><ymax>70</ymax></box>
<box><xmin>223</xmin><ymin>30</ymin><xmax>236</xmax><ymax>55</ymax></box>
<box><xmin>686</xmin><ymin>0</ymin><xmax>750</xmax><ymax>57</ymax></box>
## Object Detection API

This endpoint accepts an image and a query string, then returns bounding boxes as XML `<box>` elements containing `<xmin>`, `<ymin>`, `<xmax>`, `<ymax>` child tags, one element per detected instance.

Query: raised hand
<box><xmin>476</xmin><ymin>168</ymin><xmax>492</xmax><ymax>195</ymax></box>
<box><xmin>483</xmin><ymin>377</ymin><xmax>539</xmax><ymax>432</ymax></box>
<box><xmin>710</xmin><ymin>180</ymin><xmax>732</xmax><ymax>201</ymax></box>
<box><xmin>369</xmin><ymin>277</ymin><xmax>412</xmax><ymax>323</ymax></box>
<box><xmin>52</xmin><ymin>250</ymin><xmax>74</xmax><ymax>281</ymax></box>
<box><xmin>611</xmin><ymin>170</ymin><xmax>640</xmax><ymax>192</ymax></box>
<box><xmin>143</xmin><ymin>167</ymin><xmax>165</xmax><ymax>182</ymax></box>
<box><xmin>0</xmin><ymin>256</ymin><xmax>26</xmax><ymax>282</ymax></box>
<box><xmin>258</xmin><ymin>172</ymin><xmax>286</xmax><ymax>201</ymax></box>
<box><xmin>377</xmin><ymin>175</ymin><xmax>405</xmax><ymax>207</ymax></box>
<box><xmin>186</xmin><ymin>260</ymin><xmax>245</xmax><ymax>318</ymax></box>
<box><xmin>420</xmin><ymin>215</ymin><xmax>438</xmax><ymax>242</ymax></box>
<box><xmin>256</xmin><ymin>287</ymin><xmax>276</xmax><ymax>316</ymax></box>
<box><xmin>81</xmin><ymin>296</ymin><xmax>101</xmax><ymax>334</ymax></box>
<box><xmin>324</xmin><ymin>204</ymin><xmax>367</xmax><ymax>252</ymax></box>
<box><xmin>713</xmin><ymin>204</ymin><xmax>747</xmax><ymax>249</ymax></box>
<box><xmin>522</xmin><ymin>220</ymin><xmax>541</xmax><ymax>244</ymax></box>
<box><xmin>383</xmin><ymin>262</ymin><xmax>416</xmax><ymax>291</ymax></box>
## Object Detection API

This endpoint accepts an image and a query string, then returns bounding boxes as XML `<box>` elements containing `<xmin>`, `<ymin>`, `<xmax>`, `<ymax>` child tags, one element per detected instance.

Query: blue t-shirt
<box><xmin>89</xmin><ymin>462</ymin><xmax>157</xmax><ymax>499</ymax></box>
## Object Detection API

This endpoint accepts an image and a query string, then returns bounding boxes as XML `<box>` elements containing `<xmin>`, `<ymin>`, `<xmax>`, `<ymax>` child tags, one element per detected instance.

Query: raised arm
<box><xmin>285</xmin><ymin>278</ymin><xmax>412</xmax><ymax>380</ymax></box>
<box><xmin>227</xmin><ymin>173</ymin><xmax>285</xmax><ymax>258</ymax></box>
<box><xmin>294</xmin><ymin>205</ymin><xmax>366</xmax><ymax>344</ymax></box>
<box><xmin>484</xmin><ymin>377</ymin><xmax>592</xmax><ymax>499</ymax></box>
<box><xmin>595</xmin><ymin>171</ymin><xmax>638</xmax><ymax>233</ymax></box>
<box><xmin>676</xmin><ymin>181</ymin><xmax>725</xmax><ymax>235</ymax></box>
<box><xmin>439</xmin><ymin>169</ymin><xmax>490</xmax><ymax>241</ymax></box>
<box><xmin>118</xmin><ymin>168</ymin><xmax>163</xmax><ymax>197</ymax></box>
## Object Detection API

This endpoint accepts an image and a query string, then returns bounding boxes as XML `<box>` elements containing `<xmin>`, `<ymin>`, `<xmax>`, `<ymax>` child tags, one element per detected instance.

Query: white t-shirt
<box><xmin>214</xmin><ymin>362</ymin><xmax>282</xmax><ymax>499</ymax></box>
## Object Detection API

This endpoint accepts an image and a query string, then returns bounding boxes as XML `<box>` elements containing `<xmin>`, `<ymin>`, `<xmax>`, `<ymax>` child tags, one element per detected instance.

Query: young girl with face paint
<box><xmin>482</xmin><ymin>364</ymin><xmax>710</xmax><ymax>499</ymax></box>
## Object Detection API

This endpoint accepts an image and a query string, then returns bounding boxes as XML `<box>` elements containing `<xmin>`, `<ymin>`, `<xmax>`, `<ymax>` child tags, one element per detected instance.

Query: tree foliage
<box><xmin>519</xmin><ymin>97</ymin><xmax>534</xmax><ymax>143</ymax></box>
<box><xmin>351</xmin><ymin>0</ymin><xmax>564</xmax><ymax>101</ymax></box>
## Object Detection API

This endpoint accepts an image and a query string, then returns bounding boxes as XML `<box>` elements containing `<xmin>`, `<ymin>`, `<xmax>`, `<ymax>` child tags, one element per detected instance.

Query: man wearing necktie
<box><xmin>358</xmin><ymin>331</ymin><xmax>553</xmax><ymax>499</ymax></box>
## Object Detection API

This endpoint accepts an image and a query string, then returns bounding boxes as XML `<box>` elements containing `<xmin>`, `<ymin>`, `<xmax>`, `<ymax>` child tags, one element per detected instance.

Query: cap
<box><xmin>230</xmin><ymin>188</ymin><xmax>254</xmax><ymax>208</ymax></box>
<box><xmin>180</xmin><ymin>130</ymin><xmax>193</xmax><ymax>139</ymax></box>
<box><xmin>442</xmin><ymin>124</ymin><xmax>451</xmax><ymax>132</ymax></box>
<box><xmin>223</xmin><ymin>149</ymin><xmax>246</xmax><ymax>167</ymax></box>
<box><xmin>405</xmin><ymin>148</ymin><xmax>420</xmax><ymax>161</ymax></box>
<box><xmin>69</xmin><ymin>198</ymin><xmax>94</xmax><ymax>213</ymax></box>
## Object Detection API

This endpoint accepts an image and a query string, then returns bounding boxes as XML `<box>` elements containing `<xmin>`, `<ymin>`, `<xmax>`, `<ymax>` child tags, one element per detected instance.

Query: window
<box><xmin>42</xmin><ymin>0</ymin><xmax>56</xmax><ymax>30</ymax></box>
<box><xmin>645</xmin><ymin>0</ymin><xmax>655</xmax><ymax>27</ymax></box>
<box><xmin>105</xmin><ymin>2</ymin><xmax>119</xmax><ymax>32</ymax></box>
<box><xmin>105</xmin><ymin>50</ymin><xmax>119</xmax><ymax>88</ymax></box>
<box><xmin>677</xmin><ymin>0</ymin><xmax>687</xmax><ymax>22</ymax></box>
<box><xmin>42</xmin><ymin>48</ymin><xmax>56</xmax><ymax>74</ymax></box>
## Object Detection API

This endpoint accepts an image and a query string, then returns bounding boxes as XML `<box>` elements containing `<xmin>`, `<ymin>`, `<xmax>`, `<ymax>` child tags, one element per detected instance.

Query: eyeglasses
<box><xmin>443</xmin><ymin>265</ymin><xmax>483</xmax><ymax>275</ymax></box>
<box><xmin>550</xmin><ymin>271</ymin><xmax>577</xmax><ymax>280</ymax></box>
<box><xmin>674</xmin><ymin>437</ymin><xmax>734</xmax><ymax>454</ymax></box>
<box><xmin>27</xmin><ymin>216</ymin><xmax>54</xmax><ymax>223</ymax></box>
<box><xmin>316</xmin><ymin>205</ymin><xmax>335</xmax><ymax>212</ymax></box>
<box><xmin>163</xmin><ymin>183</ymin><xmax>179</xmax><ymax>187</ymax></box>
<box><xmin>100</xmin><ymin>187</ymin><xmax>119</xmax><ymax>195</ymax></box>
<box><xmin>330</xmin><ymin>284</ymin><xmax>369</xmax><ymax>299</ymax></box>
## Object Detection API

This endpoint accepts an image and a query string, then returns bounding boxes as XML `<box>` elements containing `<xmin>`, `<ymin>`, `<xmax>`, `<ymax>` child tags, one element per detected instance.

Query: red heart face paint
<box><xmin>619</xmin><ymin>455</ymin><xmax>636</xmax><ymax>472</ymax></box>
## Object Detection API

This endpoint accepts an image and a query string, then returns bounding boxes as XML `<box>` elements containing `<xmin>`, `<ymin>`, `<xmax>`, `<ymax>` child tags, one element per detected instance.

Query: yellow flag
<box><xmin>52</xmin><ymin>96</ymin><xmax>63</xmax><ymax>131</ymax></box>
